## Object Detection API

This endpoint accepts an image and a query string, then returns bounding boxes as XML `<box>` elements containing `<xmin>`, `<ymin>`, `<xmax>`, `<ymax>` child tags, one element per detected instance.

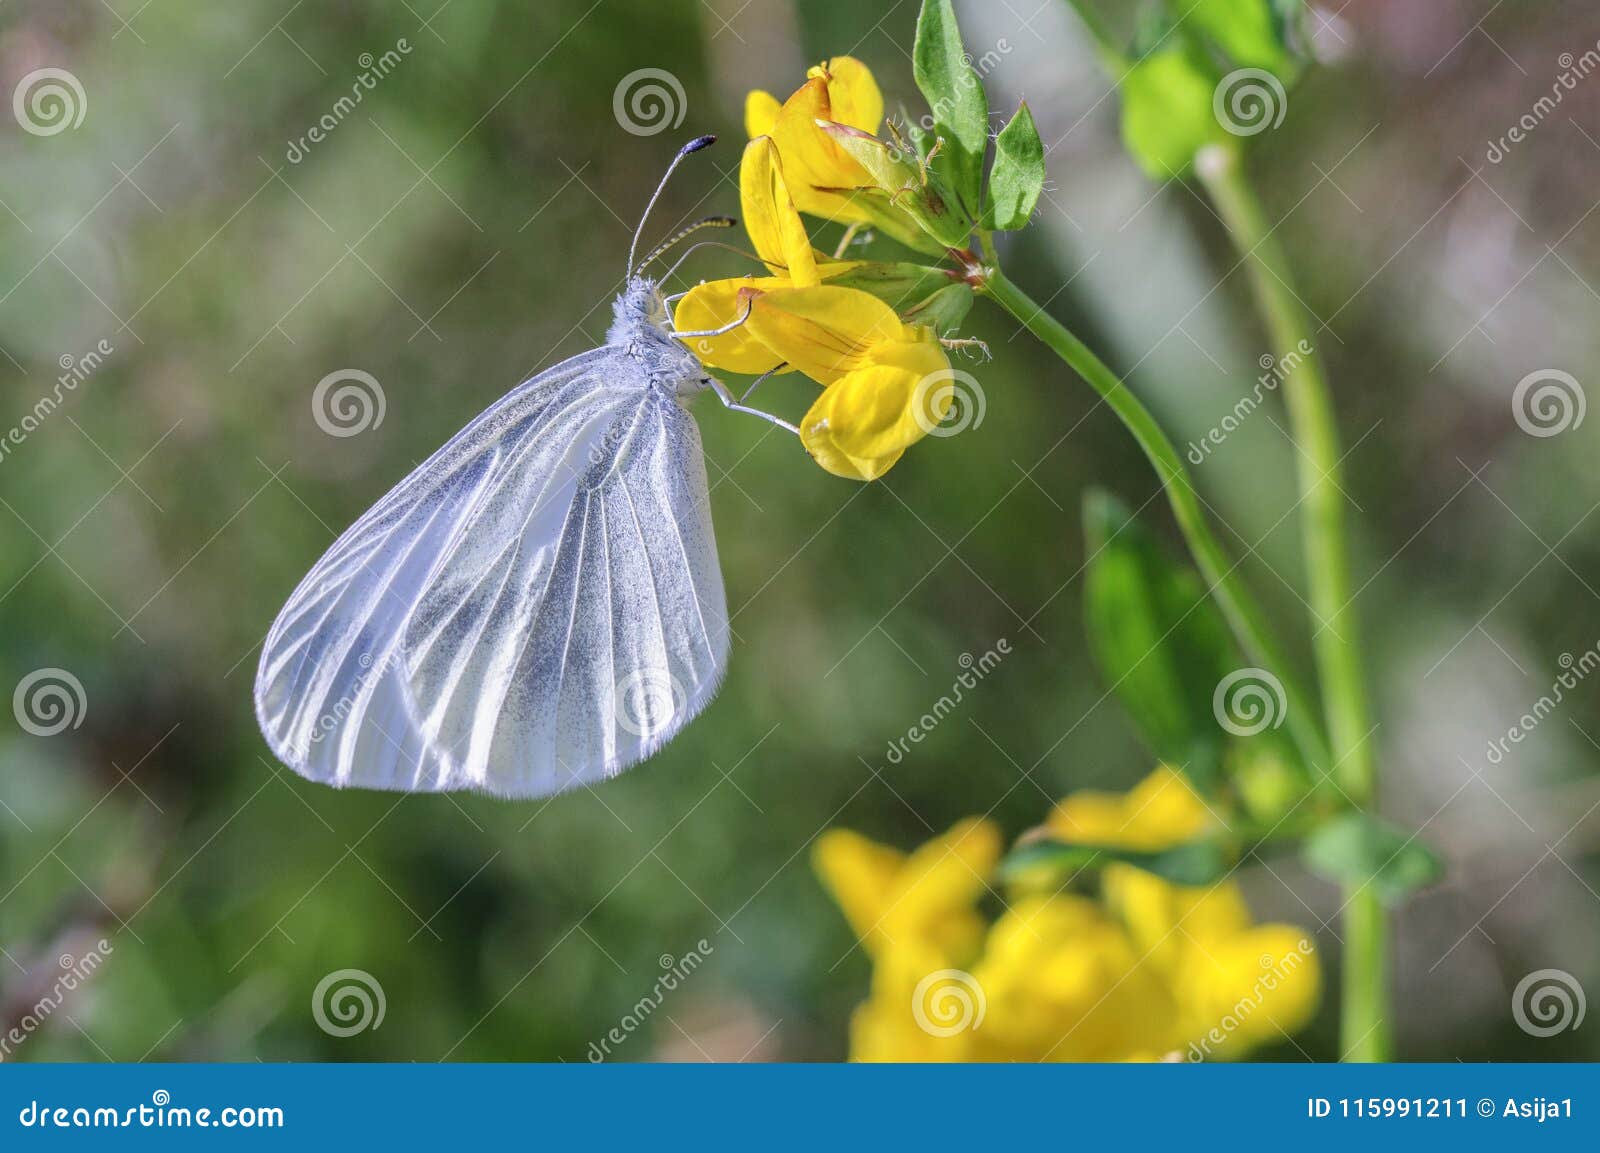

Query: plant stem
<box><xmin>1195</xmin><ymin>143</ymin><xmax>1387</xmax><ymax>1062</ymax></box>
<box><xmin>976</xmin><ymin>250</ymin><xmax>1330</xmax><ymax>776</ymax></box>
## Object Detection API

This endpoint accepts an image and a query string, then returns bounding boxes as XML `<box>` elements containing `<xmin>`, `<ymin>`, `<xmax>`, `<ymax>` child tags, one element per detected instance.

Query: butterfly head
<box><xmin>610</xmin><ymin>276</ymin><xmax>710</xmax><ymax>396</ymax></box>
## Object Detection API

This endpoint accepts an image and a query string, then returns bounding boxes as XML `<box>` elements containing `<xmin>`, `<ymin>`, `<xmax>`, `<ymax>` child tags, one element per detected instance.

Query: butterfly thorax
<box><xmin>609</xmin><ymin>276</ymin><xmax>708</xmax><ymax>400</ymax></box>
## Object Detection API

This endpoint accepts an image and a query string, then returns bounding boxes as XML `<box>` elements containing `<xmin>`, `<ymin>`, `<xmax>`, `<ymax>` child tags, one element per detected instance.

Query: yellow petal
<box><xmin>744</xmin><ymin>89</ymin><xmax>781</xmax><ymax>139</ymax></box>
<box><xmin>1104</xmin><ymin>867</ymin><xmax>1251</xmax><ymax>976</ymax></box>
<box><xmin>771</xmin><ymin>78</ymin><xmax>872</xmax><ymax>217</ymax></box>
<box><xmin>756</xmin><ymin>68</ymin><xmax>948</xmax><ymax>254</ymax></box>
<box><xmin>878</xmin><ymin>818</ymin><xmax>998</xmax><ymax>954</ymax></box>
<box><xmin>801</xmin><ymin>388</ymin><xmax>905</xmax><ymax>481</ymax></box>
<box><xmin>808</xmin><ymin>56</ymin><xmax>884</xmax><ymax>133</ymax></box>
<box><xmin>1048</xmin><ymin>765</ymin><xmax>1215</xmax><ymax>851</ymax></box>
<box><xmin>802</xmin><ymin>337</ymin><xmax>950</xmax><ymax>472</ymax></box>
<box><xmin>813</xmin><ymin>828</ymin><xmax>906</xmax><ymax>951</ymax></box>
<box><xmin>1181</xmin><ymin>926</ymin><xmax>1320</xmax><ymax>1058</ymax></box>
<box><xmin>746</xmin><ymin>286</ymin><xmax>906</xmax><ymax>385</ymax></box>
<box><xmin>674</xmin><ymin>278</ymin><xmax>788</xmax><ymax>376</ymax></box>
<box><xmin>740</xmin><ymin>137</ymin><xmax>818</xmax><ymax>287</ymax></box>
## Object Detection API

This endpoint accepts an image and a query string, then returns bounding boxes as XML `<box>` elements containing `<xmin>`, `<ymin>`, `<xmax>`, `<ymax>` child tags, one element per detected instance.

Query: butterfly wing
<box><xmin>254</xmin><ymin>347</ymin><xmax>729</xmax><ymax>798</ymax></box>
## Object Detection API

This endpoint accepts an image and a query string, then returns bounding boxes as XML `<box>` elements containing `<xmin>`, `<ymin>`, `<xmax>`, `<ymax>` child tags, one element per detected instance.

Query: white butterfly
<box><xmin>255</xmin><ymin>137</ymin><xmax>788</xmax><ymax>799</ymax></box>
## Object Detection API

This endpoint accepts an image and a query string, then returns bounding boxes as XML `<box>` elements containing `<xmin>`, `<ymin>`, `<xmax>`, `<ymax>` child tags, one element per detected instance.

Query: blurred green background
<box><xmin>2</xmin><ymin>0</ymin><xmax>1598</xmax><ymax>1061</ymax></box>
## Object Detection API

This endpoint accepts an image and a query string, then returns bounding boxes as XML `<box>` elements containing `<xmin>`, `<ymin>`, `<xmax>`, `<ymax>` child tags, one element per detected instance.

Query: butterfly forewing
<box><xmin>254</xmin><ymin>346</ymin><xmax>729</xmax><ymax>798</ymax></box>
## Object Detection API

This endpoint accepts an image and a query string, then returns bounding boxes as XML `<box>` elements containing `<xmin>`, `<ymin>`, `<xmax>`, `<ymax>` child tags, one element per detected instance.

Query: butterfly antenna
<box><xmin>638</xmin><ymin>216</ymin><xmax>737</xmax><ymax>271</ymax></box>
<box><xmin>629</xmin><ymin>134</ymin><xmax>717</xmax><ymax>275</ymax></box>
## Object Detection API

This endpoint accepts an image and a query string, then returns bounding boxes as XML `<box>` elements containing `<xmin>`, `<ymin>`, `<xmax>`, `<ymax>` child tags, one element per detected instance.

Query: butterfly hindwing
<box><xmin>254</xmin><ymin>346</ymin><xmax>729</xmax><ymax>798</ymax></box>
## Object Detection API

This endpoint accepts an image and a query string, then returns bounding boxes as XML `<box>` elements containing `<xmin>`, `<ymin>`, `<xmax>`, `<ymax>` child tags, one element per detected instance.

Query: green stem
<box><xmin>1194</xmin><ymin>143</ymin><xmax>1387</xmax><ymax>1062</ymax></box>
<box><xmin>976</xmin><ymin>245</ymin><xmax>1330</xmax><ymax>777</ymax></box>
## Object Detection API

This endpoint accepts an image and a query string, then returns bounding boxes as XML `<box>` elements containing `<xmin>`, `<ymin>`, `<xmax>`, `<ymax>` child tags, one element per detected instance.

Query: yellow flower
<box><xmin>813</xmin><ymin>817</ymin><xmax>998</xmax><ymax>961</ymax></box>
<box><xmin>1048</xmin><ymin>766</ymin><xmax>1323</xmax><ymax>1059</ymax></box>
<box><xmin>676</xmin><ymin>136</ymin><xmax>958</xmax><ymax>482</ymax></box>
<box><xmin>1046</xmin><ymin>762</ymin><xmax>1217</xmax><ymax>849</ymax></box>
<box><xmin>972</xmin><ymin>895</ymin><xmax>1183</xmax><ymax>1061</ymax></box>
<box><xmin>814</xmin><ymin>819</ymin><xmax>1001</xmax><ymax>1062</ymax></box>
<box><xmin>744</xmin><ymin>58</ymin><xmax>947</xmax><ymax>254</ymax></box>
<box><xmin>674</xmin><ymin>136</ymin><xmax>854</xmax><ymax>375</ymax></box>
<box><xmin>744</xmin><ymin>286</ymin><xmax>953</xmax><ymax>481</ymax></box>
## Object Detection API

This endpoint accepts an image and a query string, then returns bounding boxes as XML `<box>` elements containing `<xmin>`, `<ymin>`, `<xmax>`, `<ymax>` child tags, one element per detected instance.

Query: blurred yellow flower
<box><xmin>814</xmin><ymin>768</ymin><xmax>1322</xmax><ymax>1062</ymax></box>
<box><xmin>814</xmin><ymin>817</ymin><xmax>998</xmax><ymax>961</ymax></box>
<box><xmin>1049</xmin><ymin>766</ymin><xmax>1322</xmax><ymax>1060</ymax></box>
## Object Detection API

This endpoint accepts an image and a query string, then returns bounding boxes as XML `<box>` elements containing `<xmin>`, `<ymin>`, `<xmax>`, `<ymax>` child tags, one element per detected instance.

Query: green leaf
<box><xmin>902</xmin><ymin>282</ymin><xmax>974</xmax><ymax>334</ymax></box>
<box><xmin>985</xmin><ymin>101</ymin><xmax>1045</xmax><ymax>231</ymax></box>
<box><xmin>1118</xmin><ymin>46</ymin><xmax>1228</xmax><ymax>179</ymax></box>
<box><xmin>1083</xmin><ymin>490</ymin><xmax>1239</xmax><ymax>792</ymax></box>
<box><xmin>1185</xmin><ymin>0</ymin><xmax>1290</xmax><ymax>73</ymax></box>
<box><xmin>1302</xmin><ymin>813</ymin><xmax>1444</xmax><ymax>905</ymax></box>
<box><xmin>1002</xmin><ymin>836</ymin><xmax>1230</xmax><ymax>887</ymax></box>
<box><xmin>913</xmin><ymin>0</ymin><xmax>989</xmax><ymax>218</ymax></box>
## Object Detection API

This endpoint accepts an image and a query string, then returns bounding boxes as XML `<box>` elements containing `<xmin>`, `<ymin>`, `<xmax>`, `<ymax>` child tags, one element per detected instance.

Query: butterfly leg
<box><xmin>738</xmin><ymin>363</ymin><xmax>787</xmax><ymax>403</ymax></box>
<box><xmin>707</xmin><ymin>376</ymin><xmax>799</xmax><ymax>436</ymax></box>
